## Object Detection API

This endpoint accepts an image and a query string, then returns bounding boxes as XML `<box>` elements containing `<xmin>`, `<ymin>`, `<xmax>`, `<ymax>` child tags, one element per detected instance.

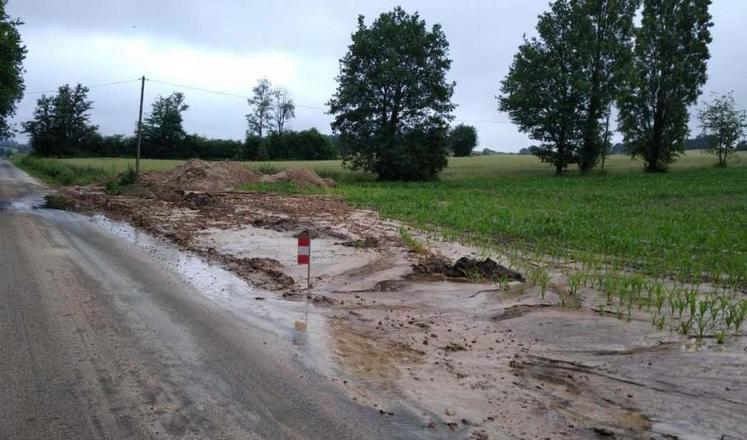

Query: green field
<box><xmin>17</xmin><ymin>152</ymin><xmax>747</xmax><ymax>285</ymax></box>
<box><xmin>52</xmin><ymin>150</ymin><xmax>737</xmax><ymax>179</ymax></box>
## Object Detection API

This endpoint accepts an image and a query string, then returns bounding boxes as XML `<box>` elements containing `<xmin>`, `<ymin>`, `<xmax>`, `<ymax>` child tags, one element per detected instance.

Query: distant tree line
<box><xmin>20</xmin><ymin>83</ymin><xmax>340</xmax><ymax>161</ymax></box>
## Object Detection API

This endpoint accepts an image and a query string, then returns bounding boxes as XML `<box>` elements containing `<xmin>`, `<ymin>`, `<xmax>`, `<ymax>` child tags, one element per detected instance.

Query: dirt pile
<box><xmin>144</xmin><ymin>159</ymin><xmax>261</xmax><ymax>193</ymax></box>
<box><xmin>261</xmin><ymin>168</ymin><xmax>336</xmax><ymax>188</ymax></box>
<box><xmin>414</xmin><ymin>256</ymin><xmax>524</xmax><ymax>282</ymax></box>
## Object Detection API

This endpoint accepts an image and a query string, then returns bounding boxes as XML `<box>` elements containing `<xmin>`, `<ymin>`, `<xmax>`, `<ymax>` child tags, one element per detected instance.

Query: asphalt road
<box><xmin>0</xmin><ymin>160</ymin><xmax>434</xmax><ymax>440</ymax></box>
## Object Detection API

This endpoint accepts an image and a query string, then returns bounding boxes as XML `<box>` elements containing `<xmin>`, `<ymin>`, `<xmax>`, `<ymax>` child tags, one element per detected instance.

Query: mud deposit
<box><xmin>56</xmin><ymin>161</ymin><xmax>747</xmax><ymax>439</ymax></box>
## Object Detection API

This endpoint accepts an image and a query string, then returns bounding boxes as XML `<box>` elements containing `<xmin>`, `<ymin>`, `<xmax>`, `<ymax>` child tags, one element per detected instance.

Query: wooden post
<box><xmin>135</xmin><ymin>76</ymin><xmax>145</xmax><ymax>175</ymax></box>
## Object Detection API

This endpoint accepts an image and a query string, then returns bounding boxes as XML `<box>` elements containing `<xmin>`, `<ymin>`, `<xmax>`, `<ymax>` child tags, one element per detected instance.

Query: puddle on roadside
<box><xmin>37</xmin><ymin>194</ymin><xmax>72</xmax><ymax>210</ymax></box>
<box><xmin>35</xmin><ymin>207</ymin><xmax>340</xmax><ymax>378</ymax></box>
<box><xmin>0</xmin><ymin>193</ymin><xmax>49</xmax><ymax>211</ymax></box>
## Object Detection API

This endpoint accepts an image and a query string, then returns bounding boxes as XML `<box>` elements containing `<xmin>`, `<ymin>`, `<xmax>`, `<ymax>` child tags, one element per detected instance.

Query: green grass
<box><xmin>340</xmin><ymin>165</ymin><xmax>747</xmax><ymax>284</ymax></box>
<box><xmin>32</xmin><ymin>152</ymin><xmax>747</xmax><ymax>284</ymax></box>
<box><xmin>55</xmin><ymin>150</ymin><xmax>734</xmax><ymax>179</ymax></box>
<box><xmin>12</xmin><ymin>155</ymin><xmax>111</xmax><ymax>186</ymax></box>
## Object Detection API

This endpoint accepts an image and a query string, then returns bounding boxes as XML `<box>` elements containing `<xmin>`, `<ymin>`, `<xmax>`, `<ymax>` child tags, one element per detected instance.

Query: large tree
<box><xmin>575</xmin><ymin>0</ymin><xmax>639</xmax><ymax>172</ymax></box>
<box><xmin>449</xmin><ymin>124</ymin><xmax>477</xmax><ymax>157</ymax></box>
<box><xmin>499</xmin><ymin>0</ymin><xmax>587</xmax><ymax>175</ymax></box>
<box><xmin>142</xmin><ymin>92</ymin><xmax>189</xmax><ymax>158</ymax></box>
<box><xmin>246</xmin><ymin>78</ymin><xmax>275</xmax><ymax>138</ymax></box>
<box><xmin>22</xmin><ymin>84</ymin><xmax>97</xmax><ymax>156</ymax></box>
<box><xmin>618</xmin><ymin>0</ymin><xmax>712</xmax><ymax>172</ymax></box>
<box><xmin>328</xmin><ymin>7</ymin><xmax>455</xmax><ymax>181</ymax></box>
<box><xmin>698</xmin><ymin>92</ymin><xmax>746</xmax><ymax>167</ymax></box>
<box><xmin>0</xmin><ymin>0</ymin><xmax>27</xmax><ymax>139</ymax></box>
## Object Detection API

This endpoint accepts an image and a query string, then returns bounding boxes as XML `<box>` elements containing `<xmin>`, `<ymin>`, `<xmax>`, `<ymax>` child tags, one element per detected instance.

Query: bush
<box><xmin>370</xmin><ymin>128</ymin><xmax>449</xmax><ymax>181</ymax></box>
<box><xmin>240</xmin><ymin>135</ymin><xmax>267</xmax><ymax>161</ymax></box>
<box><xmin>449</xmin><ymin>124</ymin><xmax>478</xmax><ymax>157</ymax></box>
<box><xmin>241</xmin><ymin>129</ymin><xmax>338</xmax><ymax>162</ymax></box>
<box><xmin>264</xmin><ymin>129</ymin><xmax>338</xmax><ymax>160</ymax></box>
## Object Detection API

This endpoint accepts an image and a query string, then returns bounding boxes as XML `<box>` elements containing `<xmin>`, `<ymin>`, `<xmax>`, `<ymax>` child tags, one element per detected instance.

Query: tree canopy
<box><xmin>576</xmin><ymin>0</ymin><xmax>639</xmax><ymax>172</ymax></box>
<box><xmin>246</xmin><ymin>78</ymin><xmax>275</xmax><ymax>138</ymax></box>
<box><xmin>449</xmin><ymin>124</ymin><xmax>478</xmax><ymax>157</ymax></box>
<box><xmin>141</xmin><ymin>92</ymin><xmax>189</xmax><ymax>158</ymax></box>
<box><xmin>499</xmin><ymin>0</ymin><xmax>587</xmax><ymax>175</ymax></box>
<box><xmin>246</xmin><ymin>78</ymin><xmax>296</xmax><ymax>139</ymax></box>
<box><xmin>22</xmin><ymin>84</ymin><xmax>97</xmax><ymax>157</ymax></box>
<box><xmin>0</xmin><ymin>0</ymin><xmax>27</xmax><ymax>139</ymax></box>
<box><xmin>618</xmin><ymin>0</ymin><xmax>713</xmax><ymax>172</ymax></box>
<box><xmin>499</xmin><ymin>0</ymin><xmax>639</xmax><ymax>175</ymax></box>
<box><xmin>698</xmin><ymin>92</ymin><xmax>746</xmax><ymax>167</ymax></box>
<box><xmin>328</xmin><ymin>7</ymin><xmax>455</xmax><ymax>180</ymax></box>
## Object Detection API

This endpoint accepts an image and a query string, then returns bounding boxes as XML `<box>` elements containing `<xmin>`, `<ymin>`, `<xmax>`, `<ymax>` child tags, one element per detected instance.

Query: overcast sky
<box><xmin>7</xmin><ymin>1</ymin><xmax>746</xmax><ymax>152</ymax></box>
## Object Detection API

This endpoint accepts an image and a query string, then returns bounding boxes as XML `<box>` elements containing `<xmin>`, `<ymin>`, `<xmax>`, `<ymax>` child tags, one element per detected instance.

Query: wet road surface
<box><xmin>0</xmin><ymin>160</ymin><xmax>435</xmax><ymax>440</ymax></box>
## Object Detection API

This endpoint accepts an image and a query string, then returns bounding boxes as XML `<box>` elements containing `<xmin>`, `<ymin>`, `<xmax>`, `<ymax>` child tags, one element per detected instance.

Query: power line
<box><xmin>456</xmin><ymin>119</ymin><xmax>513</xmax><ymax>125</ymax></box>
<box><xmin>26</xmin><ymin>78</ymin><xmax>141</xmax><ymax>96</ymax></box>
<box><xmin>146</xmin><ymin>78</ymin><xmax>325</xmax><ymax>111</ymax></box>
<box><xmin>23</xmin><ymin>75</ymin><xmax>511</xmax><ymax>124</ymax></box>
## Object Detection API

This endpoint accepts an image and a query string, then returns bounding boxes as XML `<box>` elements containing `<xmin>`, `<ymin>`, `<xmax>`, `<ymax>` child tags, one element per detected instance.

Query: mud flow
<box><xmin>53</xmin><ymin>160</ymin><xmax>747</xmax><ymax>439</ymax></box>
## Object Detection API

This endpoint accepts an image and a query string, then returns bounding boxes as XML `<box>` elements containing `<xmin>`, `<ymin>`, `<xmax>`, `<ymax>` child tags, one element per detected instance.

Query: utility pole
<box><xmin>135</xmin><ymin>76</ymin><xmax>145</xmax><ymax>175</ymax></box>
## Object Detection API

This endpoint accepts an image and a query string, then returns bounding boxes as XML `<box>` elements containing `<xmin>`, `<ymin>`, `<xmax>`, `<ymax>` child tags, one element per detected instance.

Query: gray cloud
<box><xmin>8</xmin><ymin>0</ymin><xmax>746</xmax><ymax>151</ymax></box>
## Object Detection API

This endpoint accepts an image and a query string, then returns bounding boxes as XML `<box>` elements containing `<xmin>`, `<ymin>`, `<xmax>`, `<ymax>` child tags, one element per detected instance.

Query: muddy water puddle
<box><xmin>33</xmin><ymin>207</ymin><xmax>342</xmax><ymax>378</ymax></box>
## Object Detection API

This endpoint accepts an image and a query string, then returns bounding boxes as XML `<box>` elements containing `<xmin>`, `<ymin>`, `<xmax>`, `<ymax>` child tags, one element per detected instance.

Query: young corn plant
<box><xmin>496</xmin><ymin>274</ymin><xmax>510</xmax><ymax>292</ymax></box>
<box><xmin>654</xmin><ymin>314</ymin><xmax>666</xmax><ymax>331</ymax></box>
<box><xmin>715</xmin><ymin>330</ymin><xmax>727</xmax><ymax>345</ymax></box>
<box><xmin>667</xmin><ymin>286</ymin><xmax>680</xmax><ymax>316</ymax></box>
<box><xmin>534</xmin><ymin>267</ymin><xmax>551</xmax><ymax>300</ymax></box>
<box><xmin>729</xmin><ymin>300</ymin><xmax>747</xmax><ymax>334</ymax></box>
<box><xmin>653</xmin><ymin>287</ymin><xmax>666</xmax><ymax>321</ymax></box>
<box><xmin>695</xmin><ymin>300</ymin><xmax>712</xmax><ymax>340</ymax></box>
<box><xmin>679</xmin><ymin>315</ymin><xmax>694</xmax><ymax>336</ymax></box>
<box><xmin>568</xmin><ymin>272</ymin><xmax>584</xmax><ymax>298</ymax></box>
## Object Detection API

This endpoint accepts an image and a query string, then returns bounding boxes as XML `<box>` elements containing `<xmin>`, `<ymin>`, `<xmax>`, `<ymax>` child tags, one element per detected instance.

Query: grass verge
<box><xmin>12</xmin><ymin>155</ymin><xmax>112</xmax><ymax>186</ymax></box>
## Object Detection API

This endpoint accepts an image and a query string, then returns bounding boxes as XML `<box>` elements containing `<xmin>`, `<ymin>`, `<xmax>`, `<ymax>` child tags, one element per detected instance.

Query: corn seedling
<box><xmin>534</xmin><ymin>268</ymin><xmax>551</xmax><ymax>300</ymax></box>
<box><xmin>496</xmin><ymin>274</ymin><xmax>510</xmax><ymax>292</ymax></box>
<box><xmin>715</xmin><ymin>330</ymin><xmax>727</xmax><ymax>345</ymax></box>
<box><xmin>655</xmin><ymin>315</ymin><xmax>666</xmax><ymax>331</ymax></box>
<box><xmin>729</xmin><ymin>300</ymin><xmax>747</xmax><ymax>334</ymax></box>
<box><xmin>679</xmin><ymin>316</ymin><xmax>693</xmax><ymax>336</ymax></box>
<box><xmin>568</xmin><ymin>272</ymin><xmax>584</xmax><ymax>298</ymax></box>
<box><xmin>695</xmin><ymin>300</ymin><xmax>711</xmax><ymax>340</ymax></box>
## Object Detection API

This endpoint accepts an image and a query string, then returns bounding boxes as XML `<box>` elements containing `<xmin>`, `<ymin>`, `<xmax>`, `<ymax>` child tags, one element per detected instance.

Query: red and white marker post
<box><xmin>297</xmin><ymin>231</ymin><xmax>311</xmax><ymax>290</ymax></box>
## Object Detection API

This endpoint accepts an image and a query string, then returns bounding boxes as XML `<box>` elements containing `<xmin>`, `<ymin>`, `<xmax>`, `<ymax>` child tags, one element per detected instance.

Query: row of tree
<box><xmin>500</xmin><ymin>0</ymin><xmax>745</xmax><ymax>174</ymax></box>
<box><xmin>19</xmin><ymin>83</ymin><xmax>340</xmax><ymax>161</ymax></box>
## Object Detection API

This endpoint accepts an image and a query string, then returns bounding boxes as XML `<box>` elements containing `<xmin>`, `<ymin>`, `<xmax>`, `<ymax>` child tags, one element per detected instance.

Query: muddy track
<box><xmin>0</xmin><ymin>160</ymin><xmax>438</xmax><ymax>440</ymax></box>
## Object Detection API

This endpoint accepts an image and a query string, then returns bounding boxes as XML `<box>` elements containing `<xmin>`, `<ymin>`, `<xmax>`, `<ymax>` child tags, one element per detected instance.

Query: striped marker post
<box><xmin>298</xmin><ymin>231</ymin><xmax>311</xmax><ymax>290</ymax></box>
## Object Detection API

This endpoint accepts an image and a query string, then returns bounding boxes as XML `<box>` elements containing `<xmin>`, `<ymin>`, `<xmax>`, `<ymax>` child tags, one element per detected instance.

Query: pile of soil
<box><xmin>414</xmin><ymin>256</ymin><xmax>524</xmax><ymax>282</ymax></box>
<box><xmin>144</xmin><ymin>159</ymin><xmax>261</xmax><ymax>193</ymax></box>
<box><xmin>261</xmin><ymin>168</ymin><xmax>336</xmax><ymax>188</ymax></box>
